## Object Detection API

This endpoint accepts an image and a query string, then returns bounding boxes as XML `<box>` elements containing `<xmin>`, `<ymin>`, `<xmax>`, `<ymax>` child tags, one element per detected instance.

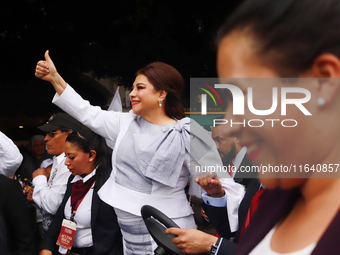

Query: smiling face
<box><xmin>129</xmin><ymin>74</ymin><xmax>162</xmax><ymax>119</ymax></box>
<box><xmin>64</xmin><ymin>142</ymin><xmax>95</xmax><ymax>176</ymax></box>
<box><xmin>217</xmin><ymin>31</ymin><xmax>312</xmax><ymax>189</ymax></box>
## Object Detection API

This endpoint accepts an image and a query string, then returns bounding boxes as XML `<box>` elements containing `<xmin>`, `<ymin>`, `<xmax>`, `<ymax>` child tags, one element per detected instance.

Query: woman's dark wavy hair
<box><xmin>217</xmin><ymin>0</ymin><xmax>340</xmax><ymax>77</ymax></box>
<box><xmin>66</xmin><ymin>129</ymin><xmax>112</xmax><ymax>185</ymax></box>
<box><xmin>136</xmin><ymin>62</ymin><xmax>185</xmax><ymax>120</ymax></box>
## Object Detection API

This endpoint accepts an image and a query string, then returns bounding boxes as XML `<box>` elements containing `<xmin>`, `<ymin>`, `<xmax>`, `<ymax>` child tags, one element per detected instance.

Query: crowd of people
<box><xmin>1</xmin><ymin>0</ymin><xmax>340</xmax><ymax>254</ymax></box>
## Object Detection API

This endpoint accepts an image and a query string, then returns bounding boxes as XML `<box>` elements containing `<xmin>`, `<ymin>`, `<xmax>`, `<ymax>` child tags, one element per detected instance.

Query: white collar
<box><xmin>54</xmin><ymin>152</ymin><xmax>66</xmax><ymax>165</ymax></box>
<box><xmin>71</xmin><ymin>168</ymin><xmax>97</xmax><ymax>183</ymax></box>
<box><xmin>232</xmin><ymin>146</ymin><xmax>247</xmax><ymax>170</ymax></box>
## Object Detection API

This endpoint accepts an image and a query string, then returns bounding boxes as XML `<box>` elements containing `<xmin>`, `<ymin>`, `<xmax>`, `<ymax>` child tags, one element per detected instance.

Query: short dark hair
<box><xmin>136</xmin><ymin>62</ymin><xmax>185</xmax><ymax>119</ymax></box>
<box><xmin>217</xmin><ymin>0</ymin><xmax>340</xmax><ymax>77</ymax></box>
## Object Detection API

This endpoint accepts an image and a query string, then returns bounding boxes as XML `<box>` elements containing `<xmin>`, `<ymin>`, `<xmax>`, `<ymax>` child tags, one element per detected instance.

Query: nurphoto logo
<box><xmin>191</xmin><ymin>78</ymin><xmax>313</xmax><ymax>129</ymax></box>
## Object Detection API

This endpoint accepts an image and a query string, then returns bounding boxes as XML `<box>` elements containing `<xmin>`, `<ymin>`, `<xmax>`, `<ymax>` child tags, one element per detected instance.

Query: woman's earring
<box><xmin>159</xmin><ymin>99</ymin><xmax>163</xmax><ymax>107</ymax></box>
<box><xmin>317</xmin><ymin>97</ymin><xmax>326</xmax><ymax>106</ymax></box>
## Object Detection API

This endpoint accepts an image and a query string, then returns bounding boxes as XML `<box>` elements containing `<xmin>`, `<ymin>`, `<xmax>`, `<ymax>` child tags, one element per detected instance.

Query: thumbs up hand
<box><xmin>35</xmin><ymin>50</ymin><xmax>57</xmax><ymax>82</ymax></box>
<box><xmin>35</xmin><ymin>50</ymin><xmax>67</xmax><ymax>95</ymax></box>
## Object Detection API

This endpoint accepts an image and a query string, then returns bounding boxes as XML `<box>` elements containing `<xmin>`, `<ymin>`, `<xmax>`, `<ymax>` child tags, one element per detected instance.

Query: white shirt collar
<box><xmin>71</xmin><ymin>168</ymin><xmax>97</xmax><ymax>183</ymax></box>
<box><xmin>54</xmin><ymin>152</ymin><xmax>66</xmax><ymax>165</ymax></box>
<box><xmin>232</xmin><ymin>146</ymin><xmax>247</xmax><ymax>170</ymax></box>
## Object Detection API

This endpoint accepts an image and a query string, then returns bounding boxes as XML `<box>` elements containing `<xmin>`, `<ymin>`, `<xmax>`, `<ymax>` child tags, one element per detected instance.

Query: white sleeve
<box><xmin>52</xmin><ymin>84</ymin><xmax>125</xmax><ymax>142</ymax></box>
<box><xmin>220</xmin><ymin>177</ymin><xmax>244</xmax><ymax>232</ymax></box>
<box><xmin>187</xmin><ymin>156</ymin><xmax>243</xmax><ymax>233</ymax></box>
<box><xmin>32</xmin><ymin>164</ymin><xmax>71</xmax><ymax>215</ymax></box>
<box><xmin>0</xmin><ymin>131</ymin><xmax>23</xmax><ymax>177</ymax></box>
<box><xmin>201</xmin><ymin>178</ymin><xmax>244</xmax><ymax>233</ymax></box>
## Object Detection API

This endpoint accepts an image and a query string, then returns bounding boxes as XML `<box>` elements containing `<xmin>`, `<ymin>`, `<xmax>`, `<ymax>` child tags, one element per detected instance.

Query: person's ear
<box><xmin>310</xmin><ymin>53</ymin><xmax>340</xmax><ymax>78</ymax></box>
<box><xmin>307</xmin><ymin>53</ymin><xmax>340</xmax><ymax>107</ymax></box>
<box><xmin>158</xmin><ymin>90</ymin><xmax>168</xmax><ymax>101</ymax></box>
<box><xmin>88</xmin><ymin>150</ymin><xmax>97</xmax><ymax>162</ymax></box>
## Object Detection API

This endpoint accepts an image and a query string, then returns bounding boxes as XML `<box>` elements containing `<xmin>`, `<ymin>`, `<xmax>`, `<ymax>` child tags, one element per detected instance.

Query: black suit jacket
<box><xmin>0</xmin><ymin>215</ymin><xmax>8</xmax><ymax>255</ymax></box>
<box><xmin>203</xmin><ymin>179</ymin><xmax>260</xmax><ymax>255</ymax></box>
<box><xmin>202</xmin><ymin>154</ymin><xmax>260</xmax><ymax>255</ymax></box>
<box><xmin>40</xmin><ymin>167</ymin><xmax>123</xmax><ymax>255</ymax></box>
<box><xmin>235</xmin><ymin>188</ymin><xmax>340</xmax><ymax>255</ymax></box>
<box><xmin>0</xmin><ymin>175</ymin><xmax>35</xmax><ymax>255</ymax></box>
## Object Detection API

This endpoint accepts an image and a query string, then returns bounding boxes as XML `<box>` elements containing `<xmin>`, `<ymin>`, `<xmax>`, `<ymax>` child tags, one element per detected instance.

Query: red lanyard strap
<box><xmin>70</xmin><ymin>180</ymin><xmax>95</xmax><ymax>221</ymax></box>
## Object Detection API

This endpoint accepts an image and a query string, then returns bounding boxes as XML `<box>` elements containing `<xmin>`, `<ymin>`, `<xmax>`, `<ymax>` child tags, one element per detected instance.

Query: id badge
<box><xmin>56</xmin><ymin>219</ymin><xmax>77</xmax><ymax>250</ymax></box>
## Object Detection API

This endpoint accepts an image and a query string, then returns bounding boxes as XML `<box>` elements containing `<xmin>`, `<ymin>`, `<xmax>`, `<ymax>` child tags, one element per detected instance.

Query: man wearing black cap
<box><xmin>32</xmin><ymin>112</ymin><xmax>81</xmax><ymax>234</ymax></box>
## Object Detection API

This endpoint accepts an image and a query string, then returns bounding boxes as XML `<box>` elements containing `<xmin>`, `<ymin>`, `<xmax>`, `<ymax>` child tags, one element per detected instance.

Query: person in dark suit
<box><xmin>0</xmin><ymin>174</ymin><xmax>36</xmax><ymax>255</ymax></box>
<box><xmin>192</xmin><ymin>124</ymin><xmax>255</xmax><ymax>237</ymax></box>
<box><xmin>211</xmin><ymin>123</ymin><xmax>256</xmax><ymax>187</ymax></box>
<box><xmin>166</xmin><ymin>124</ymin><xmax>259</xmax><ymax>255</ymax></box>
<box><xmin>39</xmin><ymin>129</ymin><xmax>122</xmax><ymax>255</ymax></box>
<box><xmin>166</xmin><ymin>177</ymin><xmax>261</xmax><ymax>255</ymax></box>
<box><xmin>202</xmin><ymin>179</ymin><xmax>260</xmax><ymax>255</ymax></box>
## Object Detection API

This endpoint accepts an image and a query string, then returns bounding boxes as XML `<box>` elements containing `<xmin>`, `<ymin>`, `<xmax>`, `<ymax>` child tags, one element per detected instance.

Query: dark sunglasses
<box><xmin>46</xmin><ymin>131</ymin><xmax>64</xmax><ymax>138</ymax></box>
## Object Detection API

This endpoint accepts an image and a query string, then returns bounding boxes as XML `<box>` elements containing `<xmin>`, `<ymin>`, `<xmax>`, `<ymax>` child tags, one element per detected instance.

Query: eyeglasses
<box><xmin>46</xmin><ymin>131</ymin><xmax>63</xmax><ymax>138</ymax></box>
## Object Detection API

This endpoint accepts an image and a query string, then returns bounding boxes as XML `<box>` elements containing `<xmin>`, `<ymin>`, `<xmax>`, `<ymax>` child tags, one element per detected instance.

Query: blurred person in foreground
<box><xmin>166</xmin><ymin>0</ymin><xmax>340</xmax><ymax>254</ymax></box>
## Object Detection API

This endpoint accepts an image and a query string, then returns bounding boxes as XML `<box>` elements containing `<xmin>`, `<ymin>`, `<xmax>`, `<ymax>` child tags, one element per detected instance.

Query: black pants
<box><xmin>68</xmin><ymin>246</ymin><xmax>94</xmax><ymax>255</ymax></box>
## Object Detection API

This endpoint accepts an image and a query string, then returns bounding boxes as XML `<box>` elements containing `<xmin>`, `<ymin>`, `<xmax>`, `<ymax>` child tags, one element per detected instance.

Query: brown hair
<box><xmin>136</xmin><ymin>62</ymin><xmax>185</xmax><ymax>119</ymax></box>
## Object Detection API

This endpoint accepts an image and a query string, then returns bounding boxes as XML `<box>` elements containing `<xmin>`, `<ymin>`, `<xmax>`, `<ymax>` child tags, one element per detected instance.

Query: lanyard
<box><xmin>70</xmin><ymin>180</ymin><xmax>95</xmax><ymax>222</ymax></box>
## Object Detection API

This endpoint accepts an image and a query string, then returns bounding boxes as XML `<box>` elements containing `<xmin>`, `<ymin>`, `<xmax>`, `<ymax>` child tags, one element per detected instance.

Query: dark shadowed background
<box><xmin>0</xmin><ymin>0</ymin><xmax>242</xmax><ymax>143</ymax></box>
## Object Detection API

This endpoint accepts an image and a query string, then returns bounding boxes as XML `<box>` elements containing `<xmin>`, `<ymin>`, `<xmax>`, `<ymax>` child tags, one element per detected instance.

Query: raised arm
<box><xmin>35</xmin><ymin>50</ymin><xmax>67</xmax><ymax>96</ymax></box>
<box><xmin>35</xmin><ymin>51</ymin><xmax>124</xmax><ymax>143</ymax></box>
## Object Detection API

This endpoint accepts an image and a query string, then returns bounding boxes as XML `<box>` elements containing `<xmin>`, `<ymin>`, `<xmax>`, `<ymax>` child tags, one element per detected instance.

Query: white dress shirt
<box><xmin>33</xmin><ymin>153</ymin><xmax>71</xmax><ymax>215</ymax></box>
<box><xmin>0</xmin><ymin>131</ymin><xmax>23</xmax><ymax>177</ymax></box>
<box><xmin>64</xmin><ymin>170</ymin><xmax>96</xmax><ymax>248</ymax></box>
<box><xmin>58</xmin><ymin>170</ymin><xmax>96</xmax><ymax>254</ymax></box>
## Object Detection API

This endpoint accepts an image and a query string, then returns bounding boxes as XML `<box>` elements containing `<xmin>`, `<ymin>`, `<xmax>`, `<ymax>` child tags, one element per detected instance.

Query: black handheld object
<box><xmin>141</xmin><ymin>205</ymin><xmax>186</xmax><ymax>255</ymax></box>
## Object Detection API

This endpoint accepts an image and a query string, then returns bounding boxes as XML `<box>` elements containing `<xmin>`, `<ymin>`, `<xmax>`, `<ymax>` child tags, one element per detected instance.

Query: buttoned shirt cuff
<box><xmin>32</xmin><ymin>175</ymin><xmax>48</xmax><ymax>187</ymax></box>
<box><xmin>202</xmin><ymin>191</ymin><xmax>227</xmax><ymax>207</ymax></box>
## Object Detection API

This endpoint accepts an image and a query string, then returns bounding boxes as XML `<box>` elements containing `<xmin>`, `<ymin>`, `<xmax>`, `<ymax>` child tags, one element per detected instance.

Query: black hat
<box><xmin>38</xmin><ymin>113</ymin><xmax>82</xmax><ymax>132</ymax></box>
